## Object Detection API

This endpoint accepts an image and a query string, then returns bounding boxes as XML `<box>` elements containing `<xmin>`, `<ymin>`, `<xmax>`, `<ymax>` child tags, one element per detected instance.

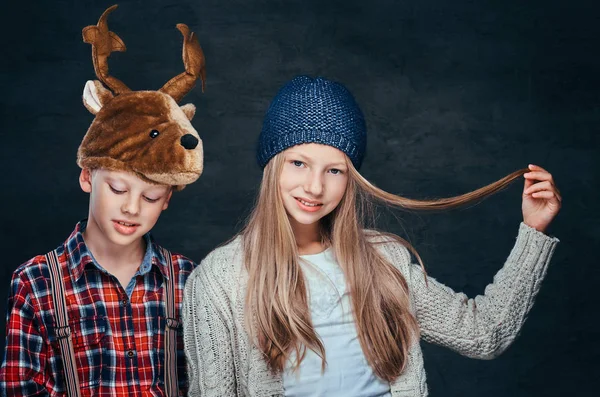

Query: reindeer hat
<box><xmin>77</xmin><ymin>5</ymin><xmax>206</xmax><ymax>190</ymax></box>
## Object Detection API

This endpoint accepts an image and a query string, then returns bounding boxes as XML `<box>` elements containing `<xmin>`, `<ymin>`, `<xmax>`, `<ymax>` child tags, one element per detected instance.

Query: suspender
<box><xmin>161</xmin><ymin>247</ymin><xmax>180</xmax><ymax>397</ymax></box>
<box><xmin>46</xmin><ymin>248</ymin><xmax>181</xmax><ymax>396</ymax></box>
<box><xmin>46</xmin><ymin>250</ymin><xmax>82</xmax><ymax>397</ymax></box>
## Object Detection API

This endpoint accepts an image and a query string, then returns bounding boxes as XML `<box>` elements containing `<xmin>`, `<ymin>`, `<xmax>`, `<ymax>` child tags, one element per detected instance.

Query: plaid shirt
<box><xmin>0</xmin><ymin>221</ymin><xmax>197</xmax><ymax>396</ymax></box>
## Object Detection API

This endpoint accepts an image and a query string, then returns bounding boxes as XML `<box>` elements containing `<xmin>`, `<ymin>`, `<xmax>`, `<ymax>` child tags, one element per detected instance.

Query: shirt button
<box><xmin>121</xmin><ymin>298</ymin><xmax>128</xmax><ymax>306</ymax></box>
<box><xmin>126</xmin><ymin>350</ymin><xmax>135</xmax><ymax>358</ymax></box>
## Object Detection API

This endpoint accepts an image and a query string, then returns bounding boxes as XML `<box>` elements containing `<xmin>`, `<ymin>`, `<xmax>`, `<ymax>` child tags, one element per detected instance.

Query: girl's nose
<box><xmin>305</xmin><ymin>172</ymin><xmax>324</xmax><ymax>196</ymax></box>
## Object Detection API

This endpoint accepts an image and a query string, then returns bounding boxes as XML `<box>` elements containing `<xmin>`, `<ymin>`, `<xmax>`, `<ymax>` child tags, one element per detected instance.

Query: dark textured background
<box><xmin>1</xmin><ymin>0</ymin><xmax>598</xmax><ymax>395</ymax></box>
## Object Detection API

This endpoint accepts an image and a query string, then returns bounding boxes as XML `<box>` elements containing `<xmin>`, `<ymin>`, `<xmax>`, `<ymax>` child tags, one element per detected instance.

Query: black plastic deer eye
<box><xmin>149</xmin><ymin>130</ymin><xmax>160</xmax><ymax>138</ymax></box>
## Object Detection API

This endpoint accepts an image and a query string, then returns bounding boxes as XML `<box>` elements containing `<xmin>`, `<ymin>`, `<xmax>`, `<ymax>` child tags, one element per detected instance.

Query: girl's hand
<box><xmin>522</xmin><ymin>164</ymin><xmax>562</xmax><ymax>233</ymax></box>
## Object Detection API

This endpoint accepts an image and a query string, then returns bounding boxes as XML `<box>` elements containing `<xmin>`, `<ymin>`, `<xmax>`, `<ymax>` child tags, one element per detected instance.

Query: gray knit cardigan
<box><xmin>183</xmin><ymin>223</ymin><xmax>558</xmax><ymax>396</ymax></box>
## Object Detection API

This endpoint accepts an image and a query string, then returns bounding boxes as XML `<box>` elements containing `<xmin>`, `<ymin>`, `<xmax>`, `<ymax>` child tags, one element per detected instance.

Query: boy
<box><xmin>0</xmin><ymin>5</ymin><xmax>206</xmax><ymax>396</ymax></box>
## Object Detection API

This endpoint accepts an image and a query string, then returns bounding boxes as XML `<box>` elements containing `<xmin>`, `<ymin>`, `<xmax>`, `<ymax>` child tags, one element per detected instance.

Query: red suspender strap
<box><xmin>45</xmin><ymin>250</ymin><xmax>82</xmax><ymax>397</ymax></box>
<box><xmin>161</xmin><ymin>248</ymin><xmax>180</xmax><ymax>397</ymax></box>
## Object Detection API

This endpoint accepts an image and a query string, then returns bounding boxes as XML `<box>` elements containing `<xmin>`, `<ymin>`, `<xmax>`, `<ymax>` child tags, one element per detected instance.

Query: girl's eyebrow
<box><xmin>286</xmin><ymin>152</ymin><xmax>346</xmax><ymax>168</ymax></box>
<box><xmin>286</xmin><ymin>151</ymin><xmax>309</xmax><ymax>160</ymax></box>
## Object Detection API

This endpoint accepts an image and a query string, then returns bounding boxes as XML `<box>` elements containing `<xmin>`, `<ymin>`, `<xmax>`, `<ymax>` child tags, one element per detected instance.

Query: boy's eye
<box><xmin>109</xmin><ymin>186</ymin><xmax>126</xmax><ymax>194</ymax></box>
<box><xmin>144</xmin><ymin>196</ymin><xmax>160</xmax><ymax>203</ymax></box>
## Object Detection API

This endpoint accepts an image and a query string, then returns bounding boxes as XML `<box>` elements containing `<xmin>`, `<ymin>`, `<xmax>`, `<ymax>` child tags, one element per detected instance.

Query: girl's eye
<box><xmin>144</xmin><ymin>196</ymin><xmax>160</xmax><ymax>203</ymax></box>
<box><xmin>292</xmin><ymin>160</ymin><xmax>304</xmax><ymax>168</ymax></box>
<box><xmin>109</xmin><ymin>186</ymin><xmax>126</xmax><ymax>194</ymax></box>
<box><xmin>329</xmin><ymin>168</ymin><xmax>344</xmax><ymax>175</ymax></box>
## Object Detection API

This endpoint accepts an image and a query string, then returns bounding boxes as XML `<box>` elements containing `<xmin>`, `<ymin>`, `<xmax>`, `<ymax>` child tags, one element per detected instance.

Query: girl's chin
<box><xmin>294</xmin><ymin>219</ymin><xmax>321</xmax><ymax>227</ymax></box>
<box><xmin>288</xmin><ymin>212</ymin><xmax>326</xmax><ymax>227</ymax></box>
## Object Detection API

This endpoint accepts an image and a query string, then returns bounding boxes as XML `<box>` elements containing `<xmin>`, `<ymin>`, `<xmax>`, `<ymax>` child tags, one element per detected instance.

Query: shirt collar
<box><xmin>64</xmin><ymin>220</ymin><xmax>170</xmax><ymax>281</ymax></box>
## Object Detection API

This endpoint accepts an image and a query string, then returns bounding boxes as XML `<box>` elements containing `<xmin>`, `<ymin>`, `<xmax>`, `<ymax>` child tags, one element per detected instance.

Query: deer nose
<box><xmin>180</xmin><ymin>134</ymin><xmax>199</xmax><ymax>150</ymax></box>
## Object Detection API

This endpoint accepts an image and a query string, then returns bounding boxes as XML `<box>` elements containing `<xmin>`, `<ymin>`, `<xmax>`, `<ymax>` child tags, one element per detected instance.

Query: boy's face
<box><xmin>80</xmin><ymin>168</ymin><xmax>173</xmax><ymax>247</ymax></box>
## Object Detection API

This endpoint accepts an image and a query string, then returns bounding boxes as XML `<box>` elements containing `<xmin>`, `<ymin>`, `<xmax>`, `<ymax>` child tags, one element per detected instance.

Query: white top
<box><xmin>282</xmin><ymin>248</ymin><xmax>392</xmax><ymax>397</ymax></box>
<box><xmin>183</xmin><ymin>223</ymin><xmax>559</xmax><ymax>396</ymax></box>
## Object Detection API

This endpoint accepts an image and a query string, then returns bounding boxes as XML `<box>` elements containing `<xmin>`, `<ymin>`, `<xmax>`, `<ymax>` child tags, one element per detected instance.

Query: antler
<box><xmin>159</xmin><ymin>24</ymin><xmax>206</xmax><ymax>103</ymax></box>
<box><xmin>82</xmin><ymin>5</ymin><xmax>130</xmax><ymax>94</ymax></box>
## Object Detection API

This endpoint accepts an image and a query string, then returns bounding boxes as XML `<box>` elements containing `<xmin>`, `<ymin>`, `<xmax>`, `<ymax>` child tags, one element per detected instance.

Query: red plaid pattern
<box><xmin>0</xmin><ymin>222</ymin><xmax>196</xmax><ymax>396</ymax></box>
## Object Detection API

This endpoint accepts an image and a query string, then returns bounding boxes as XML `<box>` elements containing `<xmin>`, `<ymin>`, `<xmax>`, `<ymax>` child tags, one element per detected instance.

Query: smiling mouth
<box><xmin>295</xmin><ymin>198</ymin><xmax>323</xmax><ymax>207</ymax></box>
<box><xmin>115</xmin><ymin>221</ymin><xmax>138</xmax><ymax>227</ymax></box>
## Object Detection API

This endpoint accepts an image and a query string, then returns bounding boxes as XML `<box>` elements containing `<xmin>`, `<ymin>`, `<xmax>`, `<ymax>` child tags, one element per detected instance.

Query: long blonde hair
<box><xmin>242</xmin><ymin>152</ymin><xmax>526</xmax><ymax>382</ymax></box>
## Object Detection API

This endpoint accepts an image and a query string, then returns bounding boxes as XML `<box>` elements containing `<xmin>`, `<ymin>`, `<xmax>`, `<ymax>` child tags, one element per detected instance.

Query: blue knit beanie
<box><xmin>257</xmin><ymin>76</ymin><xmax>367</xmax><ymax>169</ymax></box>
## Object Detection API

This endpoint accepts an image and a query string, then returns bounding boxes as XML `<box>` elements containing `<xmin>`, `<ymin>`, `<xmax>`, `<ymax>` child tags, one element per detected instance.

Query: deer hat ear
<box><xmin>180</xmin><ymin>103</ymin><xmax>196</xmax><ymax>120</ymax></box>
<box><xmin>82</xmin><ymin>80</ymin><xmax>114</xmax><ymax>114</ymax></box>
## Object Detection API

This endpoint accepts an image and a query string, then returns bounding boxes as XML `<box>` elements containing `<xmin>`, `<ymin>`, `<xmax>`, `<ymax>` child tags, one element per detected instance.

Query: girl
<box><xmin>183</xmin><ymin>76</ymin><xmax>561</xmax><ymax>396</ymax></box>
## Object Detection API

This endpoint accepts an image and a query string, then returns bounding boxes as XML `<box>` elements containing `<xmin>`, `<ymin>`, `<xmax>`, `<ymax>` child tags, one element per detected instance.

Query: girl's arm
<box><xmin>182</xmin><ymin>264</ymin><xmax>237</xmax><ymax>397</ymax></box>
<box><xmin>405</xmin><ymin>223</ymin><xmax>558</xmax><ymax>359</ymax></box>
<box><xmin>405</xmin><ymin>164</ymin><xmax>561</xmax><ymax>358</ymax></box>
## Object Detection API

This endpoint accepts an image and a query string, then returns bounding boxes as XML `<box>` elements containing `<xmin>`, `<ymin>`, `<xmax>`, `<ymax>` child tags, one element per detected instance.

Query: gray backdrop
<box><xmin>0</xmin><ymin>0</ymin><xmax>597</xmax><ymax>395</ymax></box>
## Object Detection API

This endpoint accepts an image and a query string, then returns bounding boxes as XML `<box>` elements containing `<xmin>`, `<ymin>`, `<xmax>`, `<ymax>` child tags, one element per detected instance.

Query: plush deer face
<box><xmin>77</xmin><ymin>5</ymin><xmax>206</xmax><ymax>190</ymax></box>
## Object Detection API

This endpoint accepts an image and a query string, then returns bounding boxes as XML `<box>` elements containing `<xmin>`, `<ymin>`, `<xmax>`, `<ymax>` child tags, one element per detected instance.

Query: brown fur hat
<box><xmin>77</xmin><ymin>5</ymin><xmax>206</xmax><ymax>190</ymax></box>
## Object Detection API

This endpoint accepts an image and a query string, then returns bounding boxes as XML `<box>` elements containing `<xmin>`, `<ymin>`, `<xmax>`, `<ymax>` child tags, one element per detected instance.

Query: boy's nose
<box><xmin>121</xmin><ymin>198</ymin><xmax>140</xmax><ymax>216</ymax></box>
<box><xmin>180</xmin><ymin>134</ymin><xmax>199</xmax><ymax>150</ymax></box>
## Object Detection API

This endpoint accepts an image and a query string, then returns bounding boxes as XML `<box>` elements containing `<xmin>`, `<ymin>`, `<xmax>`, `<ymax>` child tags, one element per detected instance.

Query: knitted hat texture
<box><xmin>257</xmin><ymin>76</ymin><xmax>366</xmax><ymax>169</ymax></box>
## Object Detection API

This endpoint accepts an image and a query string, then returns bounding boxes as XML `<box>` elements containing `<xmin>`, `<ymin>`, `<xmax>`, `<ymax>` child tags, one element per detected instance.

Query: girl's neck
<box><xmin>290</xmin><ymin>218</ymin><xmax>326</xmax><ymax>255</ymax></box>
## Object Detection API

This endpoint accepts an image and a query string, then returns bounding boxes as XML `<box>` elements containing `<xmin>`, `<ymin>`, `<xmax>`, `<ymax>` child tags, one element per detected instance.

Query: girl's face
<box><xmin>279</xmin><ymin>143</ymin><xmax>349</xmax><ymax>228</ymax></box>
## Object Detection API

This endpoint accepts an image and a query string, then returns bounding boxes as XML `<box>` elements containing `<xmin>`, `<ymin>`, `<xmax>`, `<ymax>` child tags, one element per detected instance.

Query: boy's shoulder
<box><xmin>154</xmin><ymin>243</ymin><xmax>198</xmax><ymax>274</ymax></box>
<box><xmin>7</xmin><ymin>252</ymin><xmax>60</xmax><ymax>303</ymax></box>
<box><xmin>11</xmin><ymin>252</ymin><xmax>55</xmax><ymax>283</ymax></box>
<box><xmin>166</xmin><ymin>250</ymin><xmax>197</xmax><ymax>267</ymax></box>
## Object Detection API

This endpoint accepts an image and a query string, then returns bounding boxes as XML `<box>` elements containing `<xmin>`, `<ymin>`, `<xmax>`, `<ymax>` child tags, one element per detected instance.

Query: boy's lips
<box><xmin>112</xmin><ymin>220</ymin><xmax>140</xmax><ymax>235</ymax></box>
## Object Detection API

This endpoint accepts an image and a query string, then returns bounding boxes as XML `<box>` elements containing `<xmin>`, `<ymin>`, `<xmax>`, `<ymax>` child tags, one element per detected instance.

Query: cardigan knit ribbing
<box><xmin>183</xmin><ymin>223</ymin><xmax>558</xmax><ymax>396</ymax></box>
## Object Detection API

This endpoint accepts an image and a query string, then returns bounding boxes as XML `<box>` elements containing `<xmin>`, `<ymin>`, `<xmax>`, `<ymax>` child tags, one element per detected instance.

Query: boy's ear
<box><xmin>83</xmin><ymin>80</ymin><xmax>114</xmax><ymax>114</ymax></box>
<box><xmin>162</xmin><ymin>189</ymin><xmax>174</xmax><ymax>210</ymax></box>
<box><xmin>79</xmin><ymin>168</ymin><xmax>93</xmax><ymax>193</ymax></box>
<box><xmin>180</xmin><ymin>103</ymin><xmax>196</xmax><ymax>120</ymax></box>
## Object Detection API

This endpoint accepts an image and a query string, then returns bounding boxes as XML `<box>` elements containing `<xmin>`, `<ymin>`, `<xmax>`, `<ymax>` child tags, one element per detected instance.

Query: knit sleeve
<box><xmin>182</xmin><ymin>261</ymin><xmax>237</xmax><ymax>396</ymax></box>
<box><xmin>406</xmin><ymin>222</ymin><xmax>559</xmax><ymax>359</ymax></box>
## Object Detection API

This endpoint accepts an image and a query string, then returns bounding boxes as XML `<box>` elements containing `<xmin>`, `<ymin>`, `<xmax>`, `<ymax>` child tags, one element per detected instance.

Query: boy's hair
<box><xmin>85</xmin><ymin>168</ymin><xmax>175</xmax><ymax>192</ymax></box>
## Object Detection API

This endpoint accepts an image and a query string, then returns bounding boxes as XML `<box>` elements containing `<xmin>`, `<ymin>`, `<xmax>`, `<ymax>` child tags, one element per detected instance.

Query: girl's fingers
<box><xmin>523</xmin><ymin>165</ymin><xmax>562</xmax><ymax>202</ymax></box>
<box><xmin>528</xmin><ymin>164</ymin><xmax>548</xmax><ymax>173</ymax></box>
<box><xmin>523</xmin><ymin>175</ymin><xmax>534</xmax><ymax>191</ymax></box>
<box><xmin>525</xmin><ymin>183</ymin><xmax>562</xmax><ymax>202</ymax></box>
<box><xmin>524</xmin><ymin>171</ymin><xmax>555</xmax><ymax>184</ymax></box>
<box><xmin>532</xmin><ymin>190</ymin><xmax>562</xmax><ymax>202</ymax></box>
<box><xmin>532</xmin><ymin>190</ymin><xmax>559</xmax><ymax>200</ymax></box>
<box><xmin>523</xmin><ymin>180</ymin><xmax>553</xmax><ymax>193</ymax></box>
